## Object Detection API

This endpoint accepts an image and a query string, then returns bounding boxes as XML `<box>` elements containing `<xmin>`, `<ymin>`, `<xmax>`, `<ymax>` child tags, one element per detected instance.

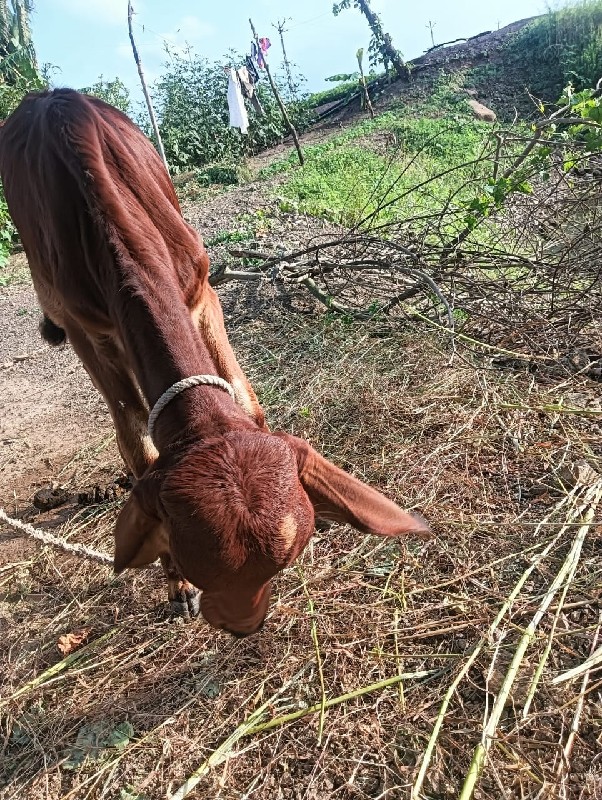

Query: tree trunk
<box><xmin>357</xmin><ymin>0</ymin><xmax>410</xmax><ymax>81</ymax></box>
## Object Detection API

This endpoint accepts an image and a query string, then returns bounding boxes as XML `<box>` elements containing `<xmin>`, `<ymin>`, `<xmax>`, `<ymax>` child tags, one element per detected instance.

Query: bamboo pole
<box><xmin>249</xmin><ymin>18</ymin><xmax>304</xmax><ymax>166</ymax></box>
<box><xmin>128</xmin><ymin>1</ymin><xmax>169</xmax><ymax>173</ymax></box>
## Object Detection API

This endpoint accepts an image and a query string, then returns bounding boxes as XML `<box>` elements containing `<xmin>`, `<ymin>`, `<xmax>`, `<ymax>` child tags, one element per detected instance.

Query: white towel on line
<box><xmin>227</xmin><ymin>68</ymin><xmax>249</xmax><ymax>135</ymax></box>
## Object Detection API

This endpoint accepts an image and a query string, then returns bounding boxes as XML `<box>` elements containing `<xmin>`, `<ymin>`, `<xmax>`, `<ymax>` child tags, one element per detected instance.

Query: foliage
<box><xmin>0</xmin><ymin>0</ymin><xmax>37</xmax><ymax>86</ymax></box>
<box><xmin>0</xmin><ymin>193</ymin><xmax>16</xmax><ymax>268</ymax></box>
<box><xmin>79</xmin><ymin>76</ymin><xmax>132</xmax><ymax>115</ymax></box>
<box><xmin>503</xmin><ymin>0</ymin><xmax>602</xmax><ymax>100</ymax></box>
<box><xmin>0</xmin><ymin>0</ymin><xmax>42</xmax><ymax>119</ymax></box>
<box><xmin>148</xmin><ymin>49</ymin><xmax>313</xmax><ymax>174</ymax></box>
<box><xmin>325</xmin><ymin>72</ymin><xmax>360</xmax><ymax>82</ymax></box>
<box><xmin>0</xmin><ymin>0</ymin><xmax>42</xmax><ymax>266</ymax></box>
<box><xmin>557</xmin><ymin>83</ymin><xmax>602</xmax><ymax>151</ymax></box>
<box><xmin>332</xmin><ymin>0</ymin><xmax>408</xmax><ymax>77</ymax></box>
<box><xmin>265</xmin><ymin>112</ymin><xmax>492</xmax><ymax>228</ymax></box>
<box><xmin>306</xmin><ymin>79</ymin><xmax>364</xmax><ymax>109</ymax></box>
<box><xmin>459</xmin><ymin>80</ymin><xmax>602</xmax><ymax>235</ymax></box>
<box><xmin>63</xmin><ymin>720</ymin><xmax>135</xmax><ymax>770</ymax></box>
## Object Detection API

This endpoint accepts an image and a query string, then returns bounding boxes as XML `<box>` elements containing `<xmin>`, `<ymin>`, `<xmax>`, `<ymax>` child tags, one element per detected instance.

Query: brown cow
<box><xmin>0</xmin><ymin>89</ymin><xmax>429</xmax><ymax>636</ymax></box>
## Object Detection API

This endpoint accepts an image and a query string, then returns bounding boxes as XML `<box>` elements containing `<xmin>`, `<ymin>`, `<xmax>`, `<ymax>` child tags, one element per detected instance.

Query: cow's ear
<box><xmin>113</xmin><ymin>475</ymin><xmax>167</xmax><ymax>572</ymax></box>
<box><xmin>279</xmin><ymin>433</ymin><xmax>431</xmax><ymax>539</ymax></box>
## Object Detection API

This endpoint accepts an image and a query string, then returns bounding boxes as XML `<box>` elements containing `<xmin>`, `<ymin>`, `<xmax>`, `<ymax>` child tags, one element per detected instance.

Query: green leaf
<box><xmin>63</xmin><ymin>720</ymin><xmax>135</xmax><ymax>770</ymax></box>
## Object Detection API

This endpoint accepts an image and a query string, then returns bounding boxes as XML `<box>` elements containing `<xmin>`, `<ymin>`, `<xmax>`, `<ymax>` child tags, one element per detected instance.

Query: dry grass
<box><xmin>1</xmin><ymin>295</ymin><xmax>602</xmax><ymax>800</ymax></box>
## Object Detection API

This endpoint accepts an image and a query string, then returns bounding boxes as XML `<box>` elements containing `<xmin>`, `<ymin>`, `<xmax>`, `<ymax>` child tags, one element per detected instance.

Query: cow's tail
<box><xmin>39</xmin><ymin>314</ymin><xmax>66</xmax><ymax>346</ymax></box>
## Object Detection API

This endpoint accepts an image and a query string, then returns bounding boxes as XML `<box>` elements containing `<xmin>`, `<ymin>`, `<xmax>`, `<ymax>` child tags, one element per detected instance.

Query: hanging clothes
<box><xmin>227</xmin><ymin>68</ymin><xmax>249</xmax><ymax>134</ymax></box>
<box><xmin>251</xmin><ymin>40</ymin><xmax>264</xmax><ymax>69</ymax></box>
<box><xmin>245</xmin><ymin>54</ymin><xmax>260</xmax><ymax>85</ymax></box>
<box><xmin>237</xmin><ymin>66</ymin><xmax>265</xmax><ymax>116</ymax></box>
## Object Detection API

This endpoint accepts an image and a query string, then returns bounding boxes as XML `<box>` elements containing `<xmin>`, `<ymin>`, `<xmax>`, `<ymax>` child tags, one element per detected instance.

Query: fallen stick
<box><xmin>170</xmin><ymin>665</ymin><xmax>309</xmax><ymax>799</ymax></box>
<box><xmin>246</xmin><ymin>668</ymin><xmax>439</xmax><ymax>737</ymax></box>
<box><xmin>0</xmin><ymin>628</ymin><xmax>119</xmax><ymax>709</ymax></box>
<box><xmin>555</xmin><ymin>611</ymin><xmax>602</xmax><ymax>786</ymax></box>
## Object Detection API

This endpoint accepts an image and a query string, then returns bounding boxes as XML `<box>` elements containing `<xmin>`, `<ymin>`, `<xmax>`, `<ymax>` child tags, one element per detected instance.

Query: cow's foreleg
<box><xmin>160</xmin><ymin>553</ymin><xmax>201</xmax><ymax>618</ymax></box>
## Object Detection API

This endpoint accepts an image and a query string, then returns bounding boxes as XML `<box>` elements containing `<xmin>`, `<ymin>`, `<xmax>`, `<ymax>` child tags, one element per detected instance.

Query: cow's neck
<box><xmin>113</xmin><ymin>280</ymin><xmax>242</xmax><ymax>448</ymax></box>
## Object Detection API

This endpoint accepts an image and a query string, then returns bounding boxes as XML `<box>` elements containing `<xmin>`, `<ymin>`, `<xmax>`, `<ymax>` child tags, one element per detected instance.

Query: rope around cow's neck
<box><xmin>147</xmin><ymin>375</ymin><xmax>236</xmax><ymax>444</ymax></box>
<box><xmin>0</xmin><ymin>507</ymin><xmax>113</xmax><ymax>565</ymax></box>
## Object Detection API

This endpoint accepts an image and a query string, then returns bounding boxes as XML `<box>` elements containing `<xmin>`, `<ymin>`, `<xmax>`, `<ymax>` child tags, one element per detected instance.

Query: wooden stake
<box><xmin>249</xmin><ymin>18</ymin><xmax>304</xmax><ymax>166</ymax></box>
<box><xmin>273</xmin><ymin>17</ymin><xmax>295</xmax><ymax>97</ymax></box>
<box><xmin>128</xmin><ymin>1</ymin><xmax>169</xmax><ymax>173</ymax></box>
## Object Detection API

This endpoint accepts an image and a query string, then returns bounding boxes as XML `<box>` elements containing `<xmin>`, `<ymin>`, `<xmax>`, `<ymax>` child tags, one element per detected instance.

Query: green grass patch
<box><xmin>265</xmin><ymin>112</ymin><xmax>494</xmax><ymax>229</ymax></box>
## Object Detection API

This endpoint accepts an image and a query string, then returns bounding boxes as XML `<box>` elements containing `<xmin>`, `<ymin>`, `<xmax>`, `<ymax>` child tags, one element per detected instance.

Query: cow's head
<box><xmin>113</xmin><ymin>431</ymin><xmax>429</xmax><ymax>636</ymax></box>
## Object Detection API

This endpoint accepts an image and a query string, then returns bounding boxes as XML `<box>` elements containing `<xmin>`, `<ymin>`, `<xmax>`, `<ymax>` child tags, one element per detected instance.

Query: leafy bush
<box><xmin>307</xmin><ymin>79</ymin><xmax>362</xmax><ymax>109</ymax></box>
<box><xmin>79</xmin><ymin>76</ymin><xmax>132</xmax><ymax>115</ymax></box>
<box><xmin>0</xmin><ymin>46</ymin><xmax>46</xmax><ymax>268</ymax></box>
<box><xmin>504</xmin><ymin>0</ymin><xmax>602</xmax><ymax>100</ymax></box>
<box><xmin>0</xmin><ymin>193</ymin><xmax>16</xmax><ymax>267</ymax></box>
<box><xmin>147</xmin><ymin>51</ymin><xmax>313</xmax><ymax>174</ymax></box>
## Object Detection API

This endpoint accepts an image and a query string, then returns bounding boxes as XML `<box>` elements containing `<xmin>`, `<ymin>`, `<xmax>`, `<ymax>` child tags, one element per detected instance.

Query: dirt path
<box><xmin>0</xmin><ymin>276</ymin><xmax>115</xmax><ymax>506</ymax></box>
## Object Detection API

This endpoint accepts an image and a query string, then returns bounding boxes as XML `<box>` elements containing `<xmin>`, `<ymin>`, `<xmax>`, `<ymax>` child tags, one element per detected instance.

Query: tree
<box><xmin>0</xmin><ymin>0</ymin><xmax>38</xmax><ymax>83</ymax></box>
<box><xmin>0</xmin><ymin>1</ymin><xmax>42</xmax><ymax>266</ymax></box>
<box><xmin>332</xmin><ymin>0</ymin><xmax>409</xmax><ymax>80</ymax></box>
<box><xmin>0</xmin><ymin>0</ymin><xmax>43</xmax><ymax>120</ymax></box>
<box><xmin>80</xmin><ymin>76</ymin><xmax>132</xmax><ymax>115</ymax></box>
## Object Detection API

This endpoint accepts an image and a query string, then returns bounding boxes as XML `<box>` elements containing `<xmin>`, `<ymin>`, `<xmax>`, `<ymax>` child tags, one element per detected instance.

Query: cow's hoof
<box><xmin>170</xmin><ymin>587</ymin><xmax>201</xmax><ymax>619</ymax></box>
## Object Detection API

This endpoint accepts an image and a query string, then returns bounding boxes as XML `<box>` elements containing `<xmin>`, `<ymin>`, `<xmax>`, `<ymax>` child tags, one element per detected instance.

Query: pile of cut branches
<box><xmin>214</xmin><ymin>82</ymin><xmax>602</xmax><ymax>377</ymax></box>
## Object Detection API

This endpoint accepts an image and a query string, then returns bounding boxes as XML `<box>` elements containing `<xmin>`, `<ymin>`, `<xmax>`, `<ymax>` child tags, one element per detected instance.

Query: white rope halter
<box><xmin>147</xmin><ymin>375</ymin><xmax>236</xmax><ymax>443</ymax></box>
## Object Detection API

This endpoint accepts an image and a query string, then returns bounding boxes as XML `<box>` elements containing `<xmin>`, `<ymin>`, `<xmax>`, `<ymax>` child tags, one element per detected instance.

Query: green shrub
<box><xmin>79</xmin><ymin>76</ymin><xmax>132</xmax><ymax>115</ymax></box>
<box><xmin>0</xmin><ymin>63</ymin><xmax>46</xmax><ymax>268</ymax></box>
<box><xmin>0</xmin><ymin>193</ymin><xmax>16</xmax><ymax>268</ymax></box>
<box><xmin>504</xmin><ymin>0</ymin><xmax>602</xmax><ymax>101</ymax></box>
<box><xmin>146</xmin><ymin>51</ymin><xmax>313</xmax><ymax>174</ymax></box>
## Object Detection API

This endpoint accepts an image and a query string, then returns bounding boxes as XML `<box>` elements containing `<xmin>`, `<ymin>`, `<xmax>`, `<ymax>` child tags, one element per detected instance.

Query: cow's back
<box><xmin>0</xmin><ymin>89</ymin><xmax>209</xmax><ymax>327</ymax></box>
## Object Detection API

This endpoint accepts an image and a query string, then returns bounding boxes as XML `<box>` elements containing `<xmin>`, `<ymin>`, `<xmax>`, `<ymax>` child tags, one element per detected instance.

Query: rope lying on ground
<box><xmin>0</xmin><ymin>507</ymin><xmax>113</xmax><ymax>565</ymax></box>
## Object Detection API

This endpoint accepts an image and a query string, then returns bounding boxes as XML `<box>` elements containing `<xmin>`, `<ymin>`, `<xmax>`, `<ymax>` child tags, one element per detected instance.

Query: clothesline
<box><xmin>133</xmin><ymin>17</ymin><xmax>285</xmax><ymax>138</ymax></box>
<box><xmin>133</xmin><ymin>11</ymin><xmax>331</xmax><ymax>52</ymax></box>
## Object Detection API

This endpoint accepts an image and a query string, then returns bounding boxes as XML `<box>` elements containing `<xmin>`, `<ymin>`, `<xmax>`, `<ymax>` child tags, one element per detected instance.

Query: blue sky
<box><xmin>34</xmin><ymin>0</ymin><xmax>547</xmax><ymax>106</ymax></box>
